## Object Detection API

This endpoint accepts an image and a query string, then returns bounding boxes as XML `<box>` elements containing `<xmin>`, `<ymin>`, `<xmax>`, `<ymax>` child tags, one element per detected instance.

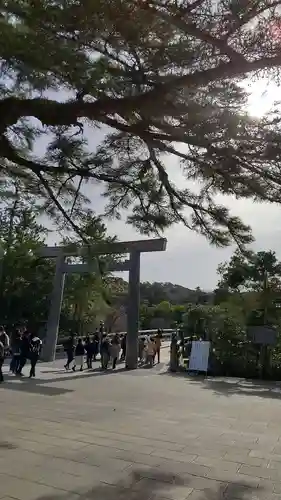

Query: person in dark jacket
<box><xmin>110</xmin><ymin>334</ymin><xmax>120</xmax><ymax>369</ymax></box>
<box><xmin>138</xmin><ymin>337</ymin><xmax>145</xmax><ymax>364</ymax></box>
<box><xmin>120</xmin><ymin>334</ymin><xmax>127</xmax><ymax>361</ymax></box>
<box><xmin>155</xmin><ymin>329</ymin><xmax>162</xmax><ymax>364</ymax></box>
<box><xmin>16</xmin><ymin>329</ymin><xmax>30</xmax><ymax>376</ymax></box>
<box><xmin>85</xmin><ymin>336</ymin><xmax>93</xmax><ymax>369</ymax></box>
<box><xmin>73</xmin><ymin>338</ymin><xmax>85</xmax><ymax>372</ymax></box>
<box><xmin>93</xmin><ymin>330</ymin><xmax>100</xmax><ymax>361</ymax></box>
<box><xmin>0</xmin><ymin>340</ymin><xmax>4</xmax><ymax>383</ymax></box>
<box><xmin>10</xmin><ymin>328</ymin><xmax>22</xmax><ymax>374</ymax></box>
<box><xmin>64</xmin><ymin>334</ymin><xmax>75</xmax><ymax>370</ymax></box>
<box><xmin>0</xmin><ymin>326</ymin><xmax>8</xmax><ymax>382</ymax></box>
<box><xmin>29</xmin><ymin>333</ymin><xmax>42</xmax><ymax>378</ymax></box>
<box><xmin>100</xmin><ymin>335</ymin><xmax>110</xmax><ymax>370</ymax></box>
<box><xmin>99</xmin><ymin>321</ymin><xmax>104</xmax><ymax>337</ymax></box>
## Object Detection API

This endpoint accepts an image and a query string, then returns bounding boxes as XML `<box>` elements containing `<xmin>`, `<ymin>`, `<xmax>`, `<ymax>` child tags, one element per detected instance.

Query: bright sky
<box><xmin>245</xmin><ymin>79</ymin><xmax>281</xmax><ymax>117</ymax></box>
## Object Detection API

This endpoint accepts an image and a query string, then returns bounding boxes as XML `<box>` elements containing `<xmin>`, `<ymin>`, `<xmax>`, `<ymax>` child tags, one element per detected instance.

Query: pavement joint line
<box><xmin>1</xmin><ymin>423</ymin><xmax>198</xmax><ymax>449</ymax></box>
<box><xmin>0</xmin><ymin>472</ymin><xmax>83</xmax><ymax>495</ymax></box>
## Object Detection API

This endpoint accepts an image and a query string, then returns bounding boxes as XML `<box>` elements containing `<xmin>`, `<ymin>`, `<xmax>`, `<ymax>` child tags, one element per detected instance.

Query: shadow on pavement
<box><xmin>0</xmin><ymin>440</ymin><xmax>18</xmax><ymax>450</ymax></box>
<box><xmin>31</xmin><ymin>364</ymin><xmax>162</xmax><ymax>385</ymax></box>
<box><xmin>161</xmin><ymin>371</ymin><xmax>281</xmax><ymax>400</ymax></box>
<box><xmin>35</xmin><ymin>467</ymin><xmax>263</xmax><ymax>500</ymax></box>
<box><xmin>196</xmin><ymin>377</ymin><xmax>281</xmax><ymax>400</ymax></box>
<box><xmin>0</xmin><ymin>361</ymin><xmax>164</xmax><ymax>396</ymax></box>
<box><xmin>36</xmin><ymin>366</ymin><xmax>129</xmax><ymax>384</ymax></box>
<box><xmin>0</xmin><ymin>374</ymin><xmax>74</xmax><ymax>396</ymax></box>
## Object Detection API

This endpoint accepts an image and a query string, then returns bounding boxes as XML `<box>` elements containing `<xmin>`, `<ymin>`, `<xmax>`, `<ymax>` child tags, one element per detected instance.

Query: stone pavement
<box><xmin>1</xmin><ymin>350</ymin><xmax>281</xmax><ymax>500</ymax></box>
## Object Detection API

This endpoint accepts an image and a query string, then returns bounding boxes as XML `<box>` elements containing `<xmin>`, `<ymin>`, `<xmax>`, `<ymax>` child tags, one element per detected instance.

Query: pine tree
<box><xmin>217</xmin><ymin>249</ymin><xmax>281</xmax><ymax>326</ymax></box>
<box><xmin>2</xmin><ymin>1</ymin><xmax>281</xmax><ymax>245</ymax></box>
<box><xmin>0</xmin><ymin>191</ymin><xmax>121</xmax><ymax>331</ymax></box>
<box><xmin>0</xmin><ymin>183</ymin><xmax>52</xmax><ymax>326</ymax></box>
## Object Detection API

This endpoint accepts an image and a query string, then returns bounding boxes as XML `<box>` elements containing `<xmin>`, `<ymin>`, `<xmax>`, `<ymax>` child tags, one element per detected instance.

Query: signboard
<box><xmin>188</xmin><ymin>341</ymin><xmax>210</xmax><ymax>373</ymax></box>
<box><xmin>247</xmin><ymin>326</ymin><xmax>277</xmax><ymax>346</ymax></box>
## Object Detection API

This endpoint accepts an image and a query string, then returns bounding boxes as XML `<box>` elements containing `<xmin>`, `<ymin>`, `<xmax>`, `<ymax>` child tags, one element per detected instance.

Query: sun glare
<box><xmin>245</xmin><ymin>80</ymin><xmax>280</xmax><ymax>118</ymax></box>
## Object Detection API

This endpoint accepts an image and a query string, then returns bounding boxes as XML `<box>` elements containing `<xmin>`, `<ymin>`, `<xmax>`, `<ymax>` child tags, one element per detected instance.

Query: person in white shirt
<box><xmin>145</xmin><ymin>336</ymin><xmax>155</xmax><ymax>367</ymax></box>
<box><xmin>0</xmin><ymin>326</ymin><xmax>9</xmax><ymax>352</ymax></box>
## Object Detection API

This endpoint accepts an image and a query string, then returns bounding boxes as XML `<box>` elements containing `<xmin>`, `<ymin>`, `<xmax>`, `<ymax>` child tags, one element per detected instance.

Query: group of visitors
<box><xmin>63</xmin><ymin>329</ymin><xmax>162</xmax><ymax>372</ymax></box>
<box><xmin>0</xmin><ymin>321</ymin><xmax>163</xmax><ymax>383</ymax></box>
<box><xmin>63</xmin><ymin>330</ymin><xmax>126</xmax><ymax>372</ymax></box>
<box><xmin>0</xmin><ymin>325</ymin><xmax>42</xmax><ymax>382</ymax></box>
<box><xmin>138</xmin><ymin>331</ymin><xmax>162</xmax><ymax>366</ymax></box>
<box><xmin>64</xmin><ymin>332</ymin><xmax>99</xmax><ymax>371</ymax></box>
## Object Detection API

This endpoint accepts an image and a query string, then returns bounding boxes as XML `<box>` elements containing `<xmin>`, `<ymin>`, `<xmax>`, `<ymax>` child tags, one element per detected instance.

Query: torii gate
<box><xmin>39</xmin><ymin>238</ymin><xmax>167</xmax><ymax>369</ymax></box>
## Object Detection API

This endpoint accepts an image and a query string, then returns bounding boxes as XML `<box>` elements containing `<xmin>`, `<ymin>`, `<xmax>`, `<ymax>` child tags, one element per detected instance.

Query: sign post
<box><xmin>188</xmin><ymin>340</ymin><xmax>210</xmax><ymax>374</ymax></box>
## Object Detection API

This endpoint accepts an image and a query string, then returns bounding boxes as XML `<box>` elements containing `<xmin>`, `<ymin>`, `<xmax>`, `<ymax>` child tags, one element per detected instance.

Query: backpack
<box><xmin>30</xmin><ymin>337</ymin><xmax>42</xmax><ymax>355</ymax></box>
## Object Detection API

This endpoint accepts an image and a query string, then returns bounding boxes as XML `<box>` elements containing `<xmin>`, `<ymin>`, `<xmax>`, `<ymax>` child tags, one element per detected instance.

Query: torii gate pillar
<box><xmin>44</xmin><ymin>254</ymin><xmax>66</xmax><ymax>362</ymax></box>
<box><xmin>126</xmin><ymin>251</ymin><xmax>141</xmax><ymax>369</ymax></box>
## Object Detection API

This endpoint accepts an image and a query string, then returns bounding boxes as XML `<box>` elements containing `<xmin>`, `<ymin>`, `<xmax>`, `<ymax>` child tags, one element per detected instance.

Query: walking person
<box><xmin>73</xmin><ymin>338</ymin><xmax>85</xmax><ymax>372</ymax></box>
<box><xmin>64</xmin><ymin>334</ymin><xmax>75</xmax><ymax>370</ymax></box>
<box><xmin>99</xmin><ymin>322</ymin><xmax>104</xmax><ymax>356</ymax></box>
<box><xmin>155</xmin><ymin>329</ymin><xmax>162</xmax><ymax>364</ymax></box>
<box><xmin>29</xmin><ymin>333</ymin><xmax>42</xmax><ymax>378</ymax></box>
<box><xmin>100</xmin><ymin>335</ymin><xmax>110</xmax><ymax>370</ymax></box>
<box><xmin>138</xmin><ymin>337</ymin><xmax>145</xmax><ymax>364</ymax></box>
<box><xmin>120</xmin><ymin>334</ymin><xmax>127</xmax><ymax>361</ymax></box>
<box><xmin>0</xmin><ymin>326</ymin><xmax>9</xmax><ymax>354</ymax></box>
<box><xmin>110</xmin><ymin>334</ymin><xmax>120</xmax><ymax>369</ymax></box>
<box><xmin>85</xmin><ymin>336</ymin><xmax>93</xmax><ymax>369</ymax></box>
<box><xmin>93</xmin><ymin>331</ymin><xmax>99</xmax><ymax>361</ymax></box>
<box><xmin>145</xmin><ymin>336</ymin><xmax>155</xmax><ymax>367</ymax></box>
<box><xmin>10</xmin><ymin>328</ymin><xmax>22</xmax><ymax>374</ymax></box>
<box><xmin>99</xmin><ymin>321</ymin><xmax>104</xmax><ymax>337</ymax></box>
<box><xmin>16</xmin><ymin>329</ymin><xmax>30</xmax><ymax>376</ymax></box>
<box><xmin>0</xmin><ymin>338</ymin><xmax>4</xmax><ymax>383</ymax></box>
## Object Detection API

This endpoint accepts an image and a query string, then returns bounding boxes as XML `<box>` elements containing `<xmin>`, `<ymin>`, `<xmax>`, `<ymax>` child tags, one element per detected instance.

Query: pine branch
<box><xmin>1</xmin><ymin>53</ymin><xmax>281</xmax><ymax>133</ymax></box>
<box><xmin>2</xmin><ymin>0</ymin><xmax>281</xmax><ymax>246</ymax></box>
<box><xmin>147</xmin><ymin>1</ymin><xmax>245</xmax><ymax>62</ymax></box>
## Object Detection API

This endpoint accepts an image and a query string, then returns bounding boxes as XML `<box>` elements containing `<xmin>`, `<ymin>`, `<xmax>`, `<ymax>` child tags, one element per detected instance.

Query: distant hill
<box><xmin>106</xmin><ymin>278</ymin><xmax>213</xmax><ymax>307</ymax></box>
<box><xmin>139</xmin><ymin>281</ymin><xmax>213</xmax><ymax>306</ymax></box>
<box><xmin>104</xmin><ymin>279</ymin><xmax>213</xmax><ymax>331</ymax></box>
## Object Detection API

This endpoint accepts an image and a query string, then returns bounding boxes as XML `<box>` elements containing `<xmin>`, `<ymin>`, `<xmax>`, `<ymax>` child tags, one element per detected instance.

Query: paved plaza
<box><xmin>1</xmin><ymin>349</ymin><xmax>281</xmax><ymax>500</ymax></box>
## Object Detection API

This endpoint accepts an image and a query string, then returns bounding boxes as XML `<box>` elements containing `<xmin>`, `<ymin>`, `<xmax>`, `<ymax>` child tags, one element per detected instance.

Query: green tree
<box><xmin>0</xmin><ymin>192</ymin><xmax>123</xmax><ymax>334</ymax></box>
<box><xmin>3</xmin><ymin>2</ymin><xmax>281</xmax><ymax>244</ymax></box>
<box><xmin>183</xmin><ymin>304</ymin><xmax>250</xmax><ymax>375</ymax></box>
<box><xmin>140</xmin><ymin>283</ymin><xmax>170</xmax><ymax>306</ymax></box>
<box><xmin>172</xmin><ymin>305</ymin><xmax>186</xmax><ymax>325</ymax></box>
<box><xmin>139</xmin><ymin>303</ymin><xmax>155</xmax><ymax>329</ymax></box>
<box><xmin>0</xmin><ymin>195</ymin><xmax>53</xmax><ymax>327</ymax></box>
<box><xmin>154</xmin><ymin>301</ymin><xmax>172</xmax><ymax>318</ymax></box>
<box><xmin>183</xmin><ymin>305</ymin><xmax>208</xmax><ymax>339</ymax></box>
<box><xmin>61</xmin><ymin>212</ymin><xmax>122</xmax><ymax>334</ymax></box>
<box><xmin>217</xmin><ymin>249</ymin><xmax>281</xmax><ymax>326</ymax></box>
